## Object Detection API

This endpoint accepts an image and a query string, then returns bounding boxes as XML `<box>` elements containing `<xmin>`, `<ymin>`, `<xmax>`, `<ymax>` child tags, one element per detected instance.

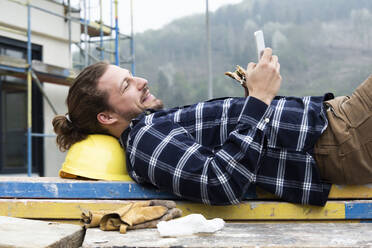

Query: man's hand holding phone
<box><xmin>254</xmin><ymin>30</ymin><xmax>266</xmax><ymax>61</ymax></box>
<box><xmin>244</xmin><ymin>48</ymin><xmax>282</xmax><ymax>106</ymax></box>
<box><xmin>225</xmin><ymin>30</ymin><xmax>282</xmax><ymax>103</ymax></box>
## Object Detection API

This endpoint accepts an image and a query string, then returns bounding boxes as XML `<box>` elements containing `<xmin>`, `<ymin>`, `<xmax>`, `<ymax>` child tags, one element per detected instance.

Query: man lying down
<box><xmin>53</xmin><ymin>48</ymin><xmax>372</xmax><ymax>206</ymax></box>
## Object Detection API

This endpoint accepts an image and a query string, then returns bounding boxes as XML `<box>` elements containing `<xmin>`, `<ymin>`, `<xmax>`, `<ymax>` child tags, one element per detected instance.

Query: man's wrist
<box><xmin>238</xmin><ymin>96</ymin><xmax>274</xmax><ymax>131</ymax></box>
<box><xmin>249</xmin><ymin>94</ymin><xmax>273</xmax><ymax>106</ymax></box>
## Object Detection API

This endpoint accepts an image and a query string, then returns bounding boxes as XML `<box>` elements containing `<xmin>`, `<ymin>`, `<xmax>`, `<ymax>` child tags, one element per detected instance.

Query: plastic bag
<box><xmin>156</xmin><ymin>213</ymin><xmax>224</xmax><ymax>237</ymax></box>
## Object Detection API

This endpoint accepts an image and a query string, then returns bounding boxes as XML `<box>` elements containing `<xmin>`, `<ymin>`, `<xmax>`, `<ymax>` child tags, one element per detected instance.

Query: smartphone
<box><xmin>254</xmin><ymin>30</ymin><xmax>265</xmax><ymax>61</ymax></box>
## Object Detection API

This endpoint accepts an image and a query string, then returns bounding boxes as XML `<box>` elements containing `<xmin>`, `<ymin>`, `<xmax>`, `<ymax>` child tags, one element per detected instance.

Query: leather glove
<box><xmin>81</xmin><ymin>200</ymin><xmax>182</xmax><ymax>234</ymax></box>
<box><xmin>121</xmin><ymin>208</ymin><xmax>182</xmax><ymax>234</ymax></box>
<box><xmin>225</xmin><ymin>65</ymin><xmax>249</xmax><ymax>97</ymax></box>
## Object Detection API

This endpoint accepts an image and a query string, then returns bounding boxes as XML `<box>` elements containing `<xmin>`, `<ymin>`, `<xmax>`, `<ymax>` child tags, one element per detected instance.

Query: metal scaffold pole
<box><xmin>130</xmin><ymin>0</ymin><xmax>135</xmax><ymax>75</ymax></box>
<box><xmin>26</xmin><ymin>0</ymin><xmax>32</xmax><ymax>177</ymax></box>
<box><xmin>99</xmin><ymin>0</ymin><xmax>104</xmax><ymax>60</ymax></box>
<box><xmin>110</xmin><ymin>0</ymin><xmax>113</xmax><ymax>63</ymax></box>
<box><xmin>3</xmin><ymin>0</ymin><xmax>136</xmax><ymax>177</ymax></box>
<box><xmin>115</xmin><ymin>0</ymin><xmax>119</xmax><ymax>66</ymax></box>
<box><xmin>84</xmin><ymin>0</ymin><xmax>88</xmax><ymax>66</ymax></box>
<box><xmin>88</xmin><ymin>0</ymin><xmax>91</xmax><ymax>64</ymax></box>
<box><xmin>68</xmin><ymin>0</ymin><xmax>72</xmax><ymax>68</ymax></box>
<box><xmin>206</xmin><ymin>0</ymin><xmax>213</xmax><ymax>99</ymax></box>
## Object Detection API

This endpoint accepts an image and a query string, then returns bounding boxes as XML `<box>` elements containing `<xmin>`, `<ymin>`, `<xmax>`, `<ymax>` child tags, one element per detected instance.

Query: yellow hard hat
<box><xmin>59</xmin><ymin>134</ymin><xmax>133</xmax><ymax>181</ymax></box>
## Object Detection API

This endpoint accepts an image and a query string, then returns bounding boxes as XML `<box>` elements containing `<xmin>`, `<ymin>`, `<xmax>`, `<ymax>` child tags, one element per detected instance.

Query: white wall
<box><xmin>0</xmin><ymin>0</ymin><xmax>81</xmax><ymax>176</ymax></box>
<box><xmin>43</xmin><ymin>84</ymin><xmax>69</xmax><ymax>177</ymax></box>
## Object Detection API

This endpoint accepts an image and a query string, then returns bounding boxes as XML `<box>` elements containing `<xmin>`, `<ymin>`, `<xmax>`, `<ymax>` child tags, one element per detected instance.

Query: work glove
<box><xmin>81</xmin><ymin>200</ymin><xmax>182</xmax><ymax>234</ymax></box>
<box><xmin>225</xmin><ymin>65</ymin><xmax>249</xmax><ymax>97</ymax></box>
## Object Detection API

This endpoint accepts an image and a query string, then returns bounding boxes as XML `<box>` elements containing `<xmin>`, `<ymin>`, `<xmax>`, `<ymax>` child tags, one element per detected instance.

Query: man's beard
<box><xmin>117</xmin><ymin>108</ymin><xmax>140</xmax><ymax>123</ymax></box>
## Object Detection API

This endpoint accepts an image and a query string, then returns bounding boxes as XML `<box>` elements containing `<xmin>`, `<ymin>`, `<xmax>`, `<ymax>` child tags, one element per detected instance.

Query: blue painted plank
<box><xmin>0</xmin><ymin>64</ymin><xmax>26</xmax><ymax>73</ymax></box>
<box><xmin>345</xmin><ymin>202</ymin><xmax>372</xmax><ymax>219</ymax></box>
<box><xmin>0</xmin><ymin>181</ymin><xmax>177</xmax><ymax>199</ymax></box>
<box><xmin>0</xmin><ymin>181</ymin><xmax>257</xmax><ymax>199</ymax></box>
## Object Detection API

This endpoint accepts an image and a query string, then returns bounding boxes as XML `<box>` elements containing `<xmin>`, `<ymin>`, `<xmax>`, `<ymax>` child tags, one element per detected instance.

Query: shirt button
<box><xmin>264</xmin><ymin>118</ymin><xmax>270</xmax><ymax>123</ymax></box>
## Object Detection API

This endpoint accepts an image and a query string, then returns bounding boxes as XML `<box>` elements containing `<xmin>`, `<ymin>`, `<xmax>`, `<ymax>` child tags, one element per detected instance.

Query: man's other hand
<box><xmin>244</xmin><ymin>48</ymin><xmax>282</xmax><ymax>105</ymax></box>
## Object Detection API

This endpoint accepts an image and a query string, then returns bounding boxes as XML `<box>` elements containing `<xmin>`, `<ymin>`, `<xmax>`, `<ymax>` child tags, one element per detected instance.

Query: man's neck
<box><xmin>107</xmin><ymin>120</ymin><xmax>131</xmax><ymax>138</ymax></box>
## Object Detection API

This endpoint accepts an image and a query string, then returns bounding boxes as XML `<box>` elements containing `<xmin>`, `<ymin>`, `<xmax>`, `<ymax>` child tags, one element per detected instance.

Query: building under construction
<box><xmin>0</xmin><ymin>0</ymin><xmax>134</xmax><ymax>176</ymax></box>
<box><xmin>1</xmin><ymin>1</ymin><xmax>372</xmax><ymax>246</ymax></box>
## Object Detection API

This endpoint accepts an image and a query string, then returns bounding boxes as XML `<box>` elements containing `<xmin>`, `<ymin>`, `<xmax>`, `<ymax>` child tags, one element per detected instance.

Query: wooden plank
<box><xmin>0</xmin><ymin>56</ymin><xmax>74</xmax><ymax>85</ymax></box>
<box><xmin>80</xmin><ymin>21</ymin><xmax>111</xmax><ymax>37</ymax></box>
<box><xmin>345</xmin><ymin>201</ymin><xmax>372</xmax><ymax>219</ymax></box>
<box><xmin>256</xmin><ymin>184</ymin><xmax>372</xmax><ymax>199</ymax></box>
<box><xmin>0</xmin><ymin>177</ymin><xmax>255</xmax><ymax>199</ymax></box>
<box><xmin>0</xmin><ymin>199</ymin><xmax>134</xmax><ymax>219</ymax></box>
<box><xmin>0</xmin><ymin>180</ymin><xmax>180</xmax><ymax>200</ymax></box>
<box><xmin>32</xmin><ymin>60</ymin><xmax>75</xmax><ymax>85</ymax></box>
<box><xmin>82</xmin><ymin>223</ymin><xmax>372</xmax><ymax>248</ymax></box>
<box><xmin>330</xmin><ymin>184</ymin><xmax>372</xmax><ymax>198</ymax></box>
<box><xmin>0</xmin><ymin>55</ymin><xmax>27</xmax><ymax>69</ymax></box>
<box><xmin>177</xmin><ymin>201</ymin><xmax>346</xmax><ymax>220</ymax></box>
<box><xmin>40</xmin><ymin>219</ymin><xmax>82</xmax><ymax>226</ymax></box>
<box><xmin>0</xmin><ymin>216</ymin><xmax>84</xmax><ymax>248</ymax></box>
<box><xmin>3</xmin><ymin>198</ymin><xmax>372</xmax><ymax>222</ymax></box>
<box><xmin>1</xmin><ymin>177</ymin><xmax>372</xmax><ymax>200</ymax></box>
<box><xmin>37</xmin><ymin>219</ymin><xmax>364</xmax><ymax>225</ymax></box>
<box><xmin>3</xmin><ymin>199</ymin><xmax>370</xmax><ymax>220</ymax></box>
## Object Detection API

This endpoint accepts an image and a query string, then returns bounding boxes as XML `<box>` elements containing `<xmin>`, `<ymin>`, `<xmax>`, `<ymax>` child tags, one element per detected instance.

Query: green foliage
<box><xmin>120</xmin><ymin>0</ymin><xmax>372</xmax><ymax>107</ymax></box>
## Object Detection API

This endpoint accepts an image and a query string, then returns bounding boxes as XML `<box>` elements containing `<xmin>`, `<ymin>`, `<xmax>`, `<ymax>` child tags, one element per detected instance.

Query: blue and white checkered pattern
<box><xmin>121</xmin><ymin>96</ymin><xmax>331</xmax><ymax>206</ymax></box>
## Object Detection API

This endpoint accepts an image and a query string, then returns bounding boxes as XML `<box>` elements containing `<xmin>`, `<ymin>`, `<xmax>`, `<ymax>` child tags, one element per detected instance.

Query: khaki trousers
<box><xmin>314</xmin><ymin>75</ymin><xmax>372</xmax><ymax>184</ymax></box>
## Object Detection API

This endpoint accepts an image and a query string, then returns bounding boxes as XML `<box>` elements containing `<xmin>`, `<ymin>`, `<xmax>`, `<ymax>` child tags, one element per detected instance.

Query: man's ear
<box><xmin>97</xmin><ymin>111</ymin><xmax>118</xmax><ymax>125</ymax></box>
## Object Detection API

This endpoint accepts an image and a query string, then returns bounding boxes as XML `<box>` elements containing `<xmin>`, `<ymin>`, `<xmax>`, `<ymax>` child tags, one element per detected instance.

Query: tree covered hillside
<box><xmin>122</xmin><ymin>0</ymin><xmax>372</xmax><ymax>107</ymax></box>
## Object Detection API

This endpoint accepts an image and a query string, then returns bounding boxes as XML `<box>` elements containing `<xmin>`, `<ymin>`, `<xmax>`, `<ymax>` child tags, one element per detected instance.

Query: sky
<box><xmin>94</xmin><ymin>0</ymin><xmax>243</xmax><ymax>34</ymax></box>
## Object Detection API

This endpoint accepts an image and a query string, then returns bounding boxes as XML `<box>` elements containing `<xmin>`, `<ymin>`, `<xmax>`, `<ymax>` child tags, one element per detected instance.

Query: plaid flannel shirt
<box><xmin>120</xmin><ymin>96</ymin><xmax>332</xmax><ymax>206</ymax></box>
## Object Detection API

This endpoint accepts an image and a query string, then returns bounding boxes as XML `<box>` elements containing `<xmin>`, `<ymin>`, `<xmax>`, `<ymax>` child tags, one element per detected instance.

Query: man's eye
<box><xmin>121</xmin><ymin>83</ymin><xmax>129</xmax><ymax>94</ymax></box>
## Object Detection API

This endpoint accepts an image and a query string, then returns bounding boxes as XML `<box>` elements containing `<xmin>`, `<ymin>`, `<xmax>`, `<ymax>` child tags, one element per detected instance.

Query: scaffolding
<box><xmin>0</xmin><ymin>0</ymin><xmax>135</xmax><ymax>176</ymax></box>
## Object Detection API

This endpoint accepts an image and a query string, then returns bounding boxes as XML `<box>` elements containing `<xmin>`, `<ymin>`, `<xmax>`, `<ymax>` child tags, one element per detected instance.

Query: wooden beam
<box><xmin>1</xmin><ymin>199</ymin><xmax>371</xmax><ymax>220</ymax></box>
<box><xmin>0</xmin><ymin>55</ymin><xmax>75</xmax><ymax>85</ymax></box>
<box><xmin>80</xmin><ymin>20</ymin><xmax>111</xmax><ymax>37</ymax></box>
<box><xmin>82</xmin><ymin>223</ymin><xmax>372</xmax><ymax>247</ymax></box>
<box><xmin>1</xmin><ymin>177</ymin><xmax>372</xmax><ymax>200</ymax></box>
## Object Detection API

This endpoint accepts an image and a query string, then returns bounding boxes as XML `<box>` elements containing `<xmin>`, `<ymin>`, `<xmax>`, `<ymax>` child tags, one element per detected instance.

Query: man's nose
<box><xmin>135</xmin><ymin>77</ymin><xmax>148</xmax><ymax>90</ymax></box>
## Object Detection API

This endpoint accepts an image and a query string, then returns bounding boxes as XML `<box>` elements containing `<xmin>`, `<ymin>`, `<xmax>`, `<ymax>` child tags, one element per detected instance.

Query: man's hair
<box><xmin>52</xmin><ymin>61</ymin><xmax>112</xmax><ymax>151</ymax></box>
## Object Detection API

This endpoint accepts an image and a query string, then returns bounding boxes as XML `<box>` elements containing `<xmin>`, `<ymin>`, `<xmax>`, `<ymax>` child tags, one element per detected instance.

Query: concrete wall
<box><xmin>0</xmin><ymin>0</ymin><xmax>81</xmax><ymax>176</ymax></box>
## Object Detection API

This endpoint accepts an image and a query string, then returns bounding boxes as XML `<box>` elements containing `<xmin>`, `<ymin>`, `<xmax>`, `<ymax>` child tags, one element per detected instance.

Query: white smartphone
<box><xmin>254</xmin><ymin>30</ymin><xmax>265</xmax><ymax>61</ymax></box>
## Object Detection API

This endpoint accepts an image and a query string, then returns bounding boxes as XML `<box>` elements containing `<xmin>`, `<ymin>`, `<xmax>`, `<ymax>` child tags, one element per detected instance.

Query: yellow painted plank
<box><xmin>177</xmin><ymin>201</ymin><xmax>345</xmax><ymax>220</ymax></box>
<box><xmin>329</xmin><ymin>184</ymin><xmax>372</xmax><ymax>198</ymax></box>
<box><xmin>0</xmin><ymin>199</ymin><xmax>133</xmax><ymax>219</ymax></box>
<box><xmin>255</xmin><ymin>184</ymin><xmax>372</xmax><ymax>199</ymax></box>
<box><xmin>0</xmin><ymin>199</ymin><xmax>346</xmax><ymax>220</ymax></box>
